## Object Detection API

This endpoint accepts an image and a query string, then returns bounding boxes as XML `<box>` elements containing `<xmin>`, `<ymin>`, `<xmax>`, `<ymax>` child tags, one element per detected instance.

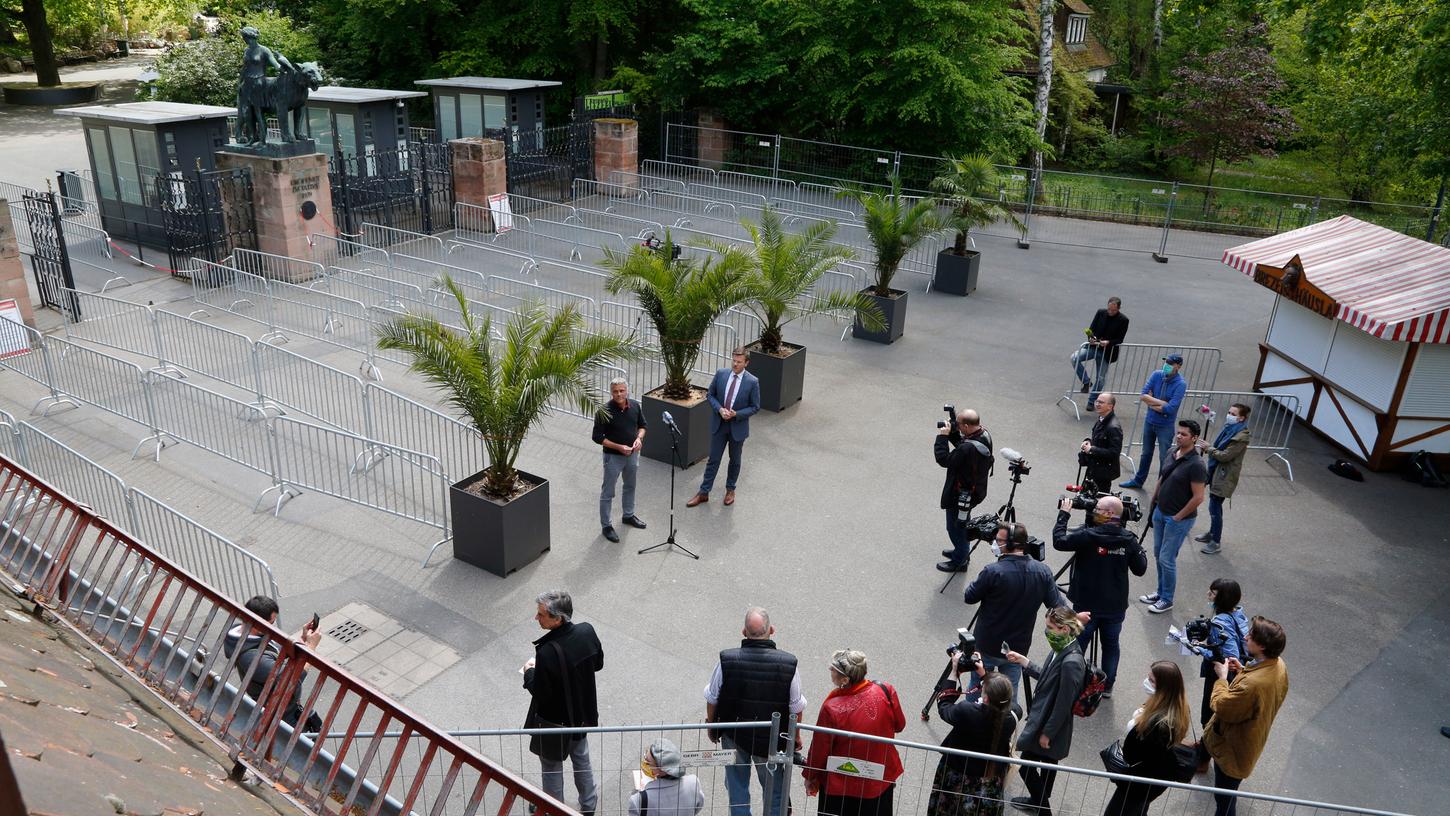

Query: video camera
<box><xmin>1182</xmin><ymin>616</ymin><xmax>1228</xmax><ymax>661</ymax></box>
<box><xmin>946</xmin><ymin>628</ymin><xmax>979</xmax><ymax>673</ymax></box>
<box><xmin>1000</xmin><ymin>447</ymin><xmax>1030</xmax><ymax>477</ymax></box>
<box><xmin>1061</xmin><ymin>478</ymin><xmax>1143</xmax><ymax>525</ymax></box>
<box><xmin>642</xmin><ymin>233</ymin><xmax>681</xmax><ymax>260</ymax></box>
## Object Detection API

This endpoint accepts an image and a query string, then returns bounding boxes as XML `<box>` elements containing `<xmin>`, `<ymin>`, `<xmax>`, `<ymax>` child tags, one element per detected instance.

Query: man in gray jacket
<box><xmin>1005</xmin><ymin>606</ymin><xmax>1087</xmax><ymax>816</ymax></box>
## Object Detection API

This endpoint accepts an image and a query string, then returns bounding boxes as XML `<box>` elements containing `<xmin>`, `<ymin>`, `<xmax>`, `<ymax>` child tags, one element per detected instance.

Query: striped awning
<box><xmin>1222</xmin><ymin>215</ymin><xmax>1450</xmax><ymax>344</ymax></box>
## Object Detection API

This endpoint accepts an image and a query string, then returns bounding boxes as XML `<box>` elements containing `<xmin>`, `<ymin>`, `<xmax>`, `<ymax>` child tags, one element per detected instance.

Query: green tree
<box><xmin>149</xmin><ymin>11</ymin><xmax>319</xmax><ymax>106</ymax></box>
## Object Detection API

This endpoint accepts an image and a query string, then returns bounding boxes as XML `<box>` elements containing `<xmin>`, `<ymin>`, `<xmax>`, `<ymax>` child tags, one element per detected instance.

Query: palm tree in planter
<box><xmin>929</xmin><ymin>154</ymin><xmax>1025</xmax><ymax>296</ymax></box>
<box><xmin>702</xmin><ymin>206</ymin><xmax>886</xmax><ymax>410</ymax></box>
<box><xmin>377</xmin><ymin>276</ymin><xmax>638</xmax><ymax>577</ymax></box>
<box><xmin>601</xmin><ymin>234</ymin><xmax>753</xmax><ymax>465</ymax></box>
<box><xmin>836</xmin><ymin>174</ymin><xmax>943</xmax><ymax>344</ymax></box>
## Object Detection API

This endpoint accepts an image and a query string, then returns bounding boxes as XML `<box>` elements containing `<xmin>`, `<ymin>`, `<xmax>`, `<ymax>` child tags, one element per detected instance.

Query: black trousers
<box><xmin>1103</xmin><ymin>780</ymin><xmax>1166</xmax><ymax>816</ymax></box>
<box><xmin>1018</xmin><ymin>750</ymin><xmax>1059</xmax><ymax>813</ymax></box>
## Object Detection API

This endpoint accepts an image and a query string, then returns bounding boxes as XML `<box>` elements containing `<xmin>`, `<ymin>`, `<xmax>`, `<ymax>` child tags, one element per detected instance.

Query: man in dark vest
<box><xmin>705</xmin><ymin>607</ymin><xmax>805</xmax><ymax>816</ymax></box>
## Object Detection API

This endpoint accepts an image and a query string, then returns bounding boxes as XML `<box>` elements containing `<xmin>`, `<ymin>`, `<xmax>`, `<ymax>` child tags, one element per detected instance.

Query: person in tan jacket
<box><xmin>1203</xmin><ymin>616</ymin><xmax>1289</xmax><ymax>816</ymax></box>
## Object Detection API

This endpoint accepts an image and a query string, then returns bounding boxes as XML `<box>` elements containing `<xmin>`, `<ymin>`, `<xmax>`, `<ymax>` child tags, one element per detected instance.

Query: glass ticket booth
<box><xmin>413</xmin><ymin>77</ymin><xmax>562</xmax><ymax>144</ymax></box>
<box><xmin>304</xmin><ymin>86</ymin><xmax>428</xmax><ymax>168</ymax></box>
<box><xmin>55</xmin><ymin>102</ymin><xmax>233</xmax><ymax>247</ymax></box>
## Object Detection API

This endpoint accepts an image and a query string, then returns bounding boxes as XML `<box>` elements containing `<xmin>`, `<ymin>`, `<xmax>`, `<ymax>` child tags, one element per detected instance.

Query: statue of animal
<box><xmin>258</xmin><ymin>61</ymin><xmax>324</xmax><ymax>143</ymax></box>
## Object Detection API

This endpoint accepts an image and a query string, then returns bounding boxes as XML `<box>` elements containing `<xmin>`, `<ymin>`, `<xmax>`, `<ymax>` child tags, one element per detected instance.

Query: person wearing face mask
<box><xmin>1004</xmin><ymin>607</ymin><xmax>1087</xmax><ymax>816</ymax></box>
<box><xmin>963</xmin><ymin>523</ymin><xmax>1065</xmax><ymax>705</ymax></box>
<box><xmin>928</xmin><ymin>669</ymin><xmax>1018</xmax><ymax>816</ymax></box>
<box><xmin>629</xmin><ymin>738</ymin><xmax>705</xmax><ymax>816</ymax></box>
<box><xmin>802</xmin><ymin>650</ymin><xmax>906</xmax><ymax>816</ymax></box>
<box><xmin>1191</xmin><ymin>579</ymin><xmax>1249</xmax><ymax>773</ymax></box>
<box><xmin>1203</xmin><ymin>616</ymin><xmax>1290</xmax><ymax>816</ymax></box>
<box><xmin>1102</xmin><ymin>661</ymin><xmax>1191</xmax><ymax>816</ymax></box>
<box><xmin>1193</xmin><ymin>404</ymin><xmax>1252</xmax><ymax>555</ymax></box>
<box><xmin>1119</xmin><ymin>355</ymin><xmax>1188</xmax><ymax>490</ymax></box>
<box><xmin>1052</xmin><ymin>494</ymin><xmax>1147</xmax><ymax>698</ymax></box>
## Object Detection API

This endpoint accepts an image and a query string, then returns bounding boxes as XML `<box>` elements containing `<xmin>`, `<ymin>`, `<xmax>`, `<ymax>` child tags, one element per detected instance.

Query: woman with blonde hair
<box><xmin>1005</xmin><ymin>606</ymin><xmax>1086</xmax><ymax>814</ymax></box>
<box><xmin>1103</xmin><ymin>661</ymin><xmax>1191</xmax><ymax>816</ymax></box>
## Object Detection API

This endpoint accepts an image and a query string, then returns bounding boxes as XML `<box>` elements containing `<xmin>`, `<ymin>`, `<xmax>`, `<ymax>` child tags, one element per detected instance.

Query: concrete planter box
<box><xmin>853</xmin><ymin>287</ymin><xmax>908</xmax><ymax>344</ymax></box>
<box><xmin>747</xmin><ymin>341</ymin><xmax>805</xmax><ymax>411</ymax></box>
<box><xmin>642</xmin><ymin>387</ymin><xmax>711</xmax><ymax>467</ymax></box>
<box><xmin>933</xmin><ymin>249</ymin><xmax>980</xmax><ymax>296</ymax></box>
<box><xmin>450</xmin><ymin>469</ymin><xmax>550</xmax><ymax>577</ymax></box>
<box><xmin>2</xmin><ymin>82</ymin><xmax>99</xmax><ymax>105</ymax></box>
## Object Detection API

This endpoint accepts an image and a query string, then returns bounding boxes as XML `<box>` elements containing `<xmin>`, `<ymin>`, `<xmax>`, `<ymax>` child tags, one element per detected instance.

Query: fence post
<box><xmin>1017</xmin><ymin>170</ymin><xmax>1036</xmax><ymax>249</ymax></box>
<box><xmin>891</xmin><ymin>151</ymin><xmax>901</xmax><ymax>180</ymax></box>
<box><xmin>1152</xmin><ymin>182</ymin><xmax>1178</xmax><ymax>263</ymax></box>
<box><xmin>771</xmin><ymin>136</ymin><xmax>781</xmax><ymax>179</ymax></box>
<box><xmin>419</xmin><ymin>142</ymin><xmax>434</xmax><ymax>234</ymax></box>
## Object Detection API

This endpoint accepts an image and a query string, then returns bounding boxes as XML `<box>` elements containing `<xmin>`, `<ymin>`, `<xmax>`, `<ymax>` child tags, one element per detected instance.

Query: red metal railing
<box><xmin>0</xmin><ymin>453</ymin><xmax>570</xmax><ymax>816</ymax></box>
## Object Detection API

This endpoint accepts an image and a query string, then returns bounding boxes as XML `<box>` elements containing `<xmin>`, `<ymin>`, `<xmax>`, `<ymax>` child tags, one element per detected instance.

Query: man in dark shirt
<box><xmin>1070</xmin><ymin>297</ymin><xmax>1129</xmax><ymax>406</ymax></box>
<box><xmin>523</xmin><ymin>590</ymin><xmax>604</xmax><ymax>815</ymax></box>
<box><xmin>1052</xmin><ymin>495</ymin><xmax>1146</xmax><ymax>695</ymax></box>
<box><xmin>1140</xmin><ymin>420</ymin><xmax>1208</xmax><ymax>615</ymax></box>
<box><xmin>591</xmin><ymin>377</ymin><xmax>647</xmax><ymax>543</ymax></box>
<box><xmin>935</xmin><ymin>409</ymin><xmax>993</xmax><ymax>573</ymax></box>
<box><xmin>962</xmin><ymin>522</ymin><xmax>1062</xmax><ymax>704</ymax></box>
<box><xmin>1080</xmin><ymin>392</ymin><xmax>1124</xmax><ymax>488</ymax></box>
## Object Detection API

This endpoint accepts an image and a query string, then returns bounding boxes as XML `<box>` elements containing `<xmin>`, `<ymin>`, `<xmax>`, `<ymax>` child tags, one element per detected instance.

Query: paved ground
<box><xmin>2</xmin><ymin>120</ymin><xmax>1448</xmax><ymax>812</ymax></box>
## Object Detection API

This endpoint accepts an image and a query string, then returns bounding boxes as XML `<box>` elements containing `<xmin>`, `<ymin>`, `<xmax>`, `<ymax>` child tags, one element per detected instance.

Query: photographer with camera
<box><xmin>1187</xmin><ymin>579</ymin><xmax>1249</xmax><ymax>773</ymax></box>
<box><xmin>936</xmin><ymin>408</ymin><xmax>993</xmax><ymax>573</ymax></box>
<box><xmin>1080</xmin><ymin>393</ymin><xmax>1123</xmax><ymax>488</ymax></box>
<box><xmin>962</xmin><ymin>522</ymin><xmax>1062</xmax><ymax>703</ymax></box>
<box><xmin>927</xmin><ymin>651</ymin><xmax>1018</xmax><ymax>816</ymax></box>
<box><xmin>1052</xmin><ymin>494</ymin><xmax>1146</xmax><ymax>697</ymax></box>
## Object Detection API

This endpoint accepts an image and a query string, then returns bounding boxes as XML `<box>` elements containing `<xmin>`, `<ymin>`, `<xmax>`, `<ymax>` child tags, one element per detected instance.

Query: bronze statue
<box><xmin>235</xmin><ymin>26</ymin><xmax>323</xmax><ymax>146</ymax></box>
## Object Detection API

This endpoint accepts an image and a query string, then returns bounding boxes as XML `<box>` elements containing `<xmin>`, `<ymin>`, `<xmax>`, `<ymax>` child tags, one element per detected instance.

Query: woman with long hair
<box><xmin>1103</xmin><ymin>661</ymin><xmax>1191</xmax><ymax>816</ymax></box>
<box><xmin>927</xmin><ymin>661</ymin><xmax>1018</xmax><ymax>816</ymax></box>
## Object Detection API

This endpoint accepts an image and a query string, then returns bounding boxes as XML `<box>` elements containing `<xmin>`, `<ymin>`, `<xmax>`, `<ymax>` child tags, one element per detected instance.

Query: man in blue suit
<box><xmin>687</xmin><ymin>348</ymin><xmax>760</xmax><ymax>507</ymax></box>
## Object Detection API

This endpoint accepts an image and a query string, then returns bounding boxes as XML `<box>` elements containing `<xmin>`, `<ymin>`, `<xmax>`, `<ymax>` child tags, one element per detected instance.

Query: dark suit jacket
<box><xmin>1088</xmin><ymin>309</ymin><xmax>1130</xmax><ymax>363</ymax></box>
<box><xmin>1084</xmin><ymin>411</ymin><xmax>1124</xmax><ymax>485</ymax></box>
<box><xmin>707</xmin><ymin>368</ymin><xmax>760</xmax><ymax>440</ymax></box>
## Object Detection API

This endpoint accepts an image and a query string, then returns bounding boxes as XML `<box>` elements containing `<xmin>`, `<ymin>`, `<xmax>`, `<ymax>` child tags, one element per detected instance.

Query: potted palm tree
<box><xmin>706</xmin><ymin>206</ymin><xmax>885</xmax><ymax>410</ymax></box>
<box><xmin>377</xmin><ymin>277</ymin><xmax>637</xmax><ymax>576</ymax></box>
<box><xmin>836</xmin><ymin>175</ymin><xmax>943</xmax><ymax>343</ymax></box>
<box><xmin>602</xmin><ymin>235</ymin><xmax>752</xmax><ymax>465</ymax></box>
<box><xmin>929</xmin><ymin>154</ymin><xmax>1025</xmax><ymax>295</ymax></box>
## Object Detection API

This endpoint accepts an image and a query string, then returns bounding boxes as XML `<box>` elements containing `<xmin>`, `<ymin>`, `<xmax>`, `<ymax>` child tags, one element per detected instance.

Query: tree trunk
<box><xmin>1031</xmin><ymin>0</ymin><xmax>1055</xmax><ymax>179</ymax></box>
<box><xmin>20</xmin><ymin>0</ymin><xmax>60</xmax><ymax>87</ymax></box>
<box><xmin>1153</xmin><ymin>0</ymin><xmax>1164</xmax><ymax>51</ymax></box>
<box><xmin>593</xmin><ymin>32</ymin><xmax>608</xmax><ymax>82</ymax></box>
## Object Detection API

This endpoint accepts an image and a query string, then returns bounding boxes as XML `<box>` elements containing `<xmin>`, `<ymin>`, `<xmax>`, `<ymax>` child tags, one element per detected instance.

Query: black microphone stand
<box><xmin>638</xmin><ymin>419</ymin><xmax>698</xmax><ymax>559</ymax></box>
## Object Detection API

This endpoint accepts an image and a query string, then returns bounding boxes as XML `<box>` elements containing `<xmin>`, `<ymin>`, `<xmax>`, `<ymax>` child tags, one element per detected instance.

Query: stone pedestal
<box><xmin>698</xmin><ymin>110</ymin><xmax>728</xmax><ymax>170</ymax></box>
<box><xmin>593</xmin><ymin>118</ymin><xmax>638</xmax><ymax>190</ymax></box>
<box><xmin>0</xmin><ymin>202</ymin><xmax>37</xmax><ymax>328</ymax></box>
<box><xmin>214</xmin><ymin>150</ymin><xmax>332</xmax><ymax>282</ymax></box>
<box><xmin>451</xmin><ymin>138</ymin><xmax>508</xmax><ymax>212</ymax></box>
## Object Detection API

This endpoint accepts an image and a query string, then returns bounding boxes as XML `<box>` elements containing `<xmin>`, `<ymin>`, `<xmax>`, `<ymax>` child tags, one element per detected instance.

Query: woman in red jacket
<box><xmin>803</xmin><ymin>649</ymin><xmax>907</xmax><ymax>816</ymax></box>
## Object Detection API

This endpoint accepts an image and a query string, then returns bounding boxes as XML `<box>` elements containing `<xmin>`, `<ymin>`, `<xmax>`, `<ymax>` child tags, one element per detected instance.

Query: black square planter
<box><xmin>747</xmin><ymin>341</ymin><xmax>806</xmax><ymax>411</ymax></box>
<box><xmin>933</xmin><ymin>249</ymin><xmax>980</xmax><ymax>296</ymax></box>
<box><xmin>450</xmin><ymin>469</ymin><xmax>550</xmax><ymax>577</ymax></box>
<box><xmin>853</xmin><ymin>287</ymin><xmax>908</xmax><ymax>344</ymax></box>
<box><xmin>642</xmin><ymin>388</ymin><xmax>712</xmax><ymax>467</ymax></box>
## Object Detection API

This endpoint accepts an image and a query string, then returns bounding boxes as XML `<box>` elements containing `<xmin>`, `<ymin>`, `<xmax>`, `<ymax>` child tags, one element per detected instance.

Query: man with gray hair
<box><xmin>592</xmin><ymin>377</ymin><xmax>648</xmax><ymax>542</ymax></box>
<box><xmin>522</xmin><ymin>590</ymin><xmax>604</xmax><ymax>815</ymax></box>
<box><xmin>704</xmin><ymin>607</ymin><xmax>804</xmax><ymax>816</ymax></box>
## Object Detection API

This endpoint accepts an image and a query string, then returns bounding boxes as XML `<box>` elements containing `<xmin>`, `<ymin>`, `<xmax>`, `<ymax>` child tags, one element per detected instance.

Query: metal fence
<box><xmin>1056</xmin><ymin>344</ymin><xmax>1223</xmax><ymax>422</ymax></box>
<box><xmin>0</xmin><ymin>454</ymin><xmax>568</xmax><ymax>816</ymax></box>
<box><xmin>1179</xmin><ymin>390</ymin><xmax>1300</xmax><ymax>481</ymax></box>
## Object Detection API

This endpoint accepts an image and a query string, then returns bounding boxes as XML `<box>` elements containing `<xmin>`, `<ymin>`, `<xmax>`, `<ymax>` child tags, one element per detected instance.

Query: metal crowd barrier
<box><xmin>1180</xmin><ymin>390</ymin><xmax>1300</xmax><ymax>480</ymax></box>
<box><xmin>640</xmin><ymin>159</ymin><xmax>718</xmax><ymax>189</ymax></box>
<box><xmin>1056</xmin><ymin>343</ymin><xmax>1223</xmax><ymax>421</ymax></box>
<box><xmin>307</xmin><ymin>231</ymin><xmax>391</xmax><ymax>273</ymax></box>
<box><xmin>0</xmin><ymin>455</ymin><xmax>567</xmax><ymax>816</ymax></box>
<box><xmin>234</xmin><ymin>247</ymin><xmax>325</xmax><ymax>284</ymax></box>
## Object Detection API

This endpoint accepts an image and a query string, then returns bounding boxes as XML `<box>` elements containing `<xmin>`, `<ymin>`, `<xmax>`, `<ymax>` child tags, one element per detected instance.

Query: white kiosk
<box><xmin>1222</xmin><ymin>215</ymin><xmax>1450</xmax><ymax>470</ymax></box>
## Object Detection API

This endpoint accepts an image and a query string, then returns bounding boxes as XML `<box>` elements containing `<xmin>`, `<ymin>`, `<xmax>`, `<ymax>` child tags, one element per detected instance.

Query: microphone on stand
<box><xmin>661</xmin><ymin>410</ymin><xmax>680</xmax><ymax>435</ymax></box>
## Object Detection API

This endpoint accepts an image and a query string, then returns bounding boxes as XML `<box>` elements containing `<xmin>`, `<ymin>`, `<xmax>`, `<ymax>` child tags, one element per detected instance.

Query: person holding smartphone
<box><xmin>224</xmin><ymin>595</ymin><xmax>323</xmax><ymax>732</ymax></box>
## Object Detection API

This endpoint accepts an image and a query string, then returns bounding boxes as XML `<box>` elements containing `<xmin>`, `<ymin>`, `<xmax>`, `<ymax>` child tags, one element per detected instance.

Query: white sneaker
<box><xmin>1138</xmin><ymin>593</ymin><xmax>1160</xmax><ymax>604</ymax></box>
<box><xmin>1148</xmin><ymin>600</ymin><xmax>1174</xmax><ymax>614</ymax></box>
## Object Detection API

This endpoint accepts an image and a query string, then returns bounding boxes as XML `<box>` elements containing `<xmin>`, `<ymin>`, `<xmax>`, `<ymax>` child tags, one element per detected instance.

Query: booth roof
<box><xmin>1222</xmin><ymin>215</ymin><xmax>1450</xmax><ymax>344</ymax></box>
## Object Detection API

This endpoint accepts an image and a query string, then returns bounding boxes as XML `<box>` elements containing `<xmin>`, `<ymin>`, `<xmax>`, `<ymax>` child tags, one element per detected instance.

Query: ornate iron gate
<box><xmin>330</xmin><ymin>141</ymin><xmax>454</xmax><ymax>236</ymax></box>
<box><xmin>506</xmin><ymin>123</ymin><xmax>594</xmax><ymax>202</ymax></box>
<box><xmin>21</xmin><ymin>191</ymin><xmax>80</xmax><ymax>321</ymax></box>
<box><xmin>155</xmin><ymin>168</ymin><xmax>257</xmax><ymax>277</ymax></box>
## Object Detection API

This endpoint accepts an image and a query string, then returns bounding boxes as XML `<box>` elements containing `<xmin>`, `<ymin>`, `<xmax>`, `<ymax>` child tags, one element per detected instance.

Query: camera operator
<box><xmin>962</xmin><ymin>522</ymin><xmax>1062</xmax><ymax>704</ymax></box>
<box><xmin>926</xmin><ymin>658</ymin><xmax>1017</xmax><ymax>816</ymax></box>
<box><xmin>1080</xmin><ymin>393</ymin><xmax>1123</xmax><ymax>487</ymax></box>
<box><xmin>935</xmin><ymin>409</ymin><xmax>993</xmax><ymax>573</ymax></box>
<box><xmin>1052</xmin><ymin>494</ymin><xmax>1146</xmax><ymax>697</ymax></box>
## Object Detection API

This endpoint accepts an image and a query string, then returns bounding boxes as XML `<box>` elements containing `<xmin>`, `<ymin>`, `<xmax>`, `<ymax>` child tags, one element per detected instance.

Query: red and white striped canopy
<box><xmin>1222</xmin><ymin>215</ymin><xmax>1450</xmax><ymax>344</ymax></box>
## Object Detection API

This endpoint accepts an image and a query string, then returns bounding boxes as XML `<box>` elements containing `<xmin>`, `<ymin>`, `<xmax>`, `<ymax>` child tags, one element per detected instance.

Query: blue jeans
<box><xmin>1207</xmin><ymin>493</ymin><xmax>1225</xmax><ymax>542</ymax></box>
<box><xmin>1131</xmin><ymin>421</ymin><xmax>1175</xmax><ymax>483</ymax></box>
<box><xmin>723</xmin><ymin>737</ymin><xmax>786</xmax><ymax>816</ymax></box>
<box><xmin>1070</xmin><ymin>345</ymin><xmax>1110</xmax><ymax>399</ymax></box>
<box><xmin>966</xmin><ymin>655</ymin><xmax>1024</xmax><ymax>708</ymax></box>
<box><xmin>599</xmin><ymin>450</ymin><xmax>639</xmax><ymax>526</ymax></box>
<box><xmin>1152</xmin><ymin>508</ymin><xmax>1194</xmax><ymax>604</ymax></box>
<box><xmin>699</xmin><ymin>432</ymin><xmax>744</xmax><ymax>495</ymax></box>
<box><xmin>540</xmin><ymin>735</ymin><xmax>597</xmax><ymax>811</ymax></box>
<box><xmin>1077</xmin><ymin>610</ymin><xmax>1125</xmax><ymax>686</ymax></box>
<box><xmin>944</xmin><ymin>508</ymin><xmax>972</xmax><ymax>565</ymax></box>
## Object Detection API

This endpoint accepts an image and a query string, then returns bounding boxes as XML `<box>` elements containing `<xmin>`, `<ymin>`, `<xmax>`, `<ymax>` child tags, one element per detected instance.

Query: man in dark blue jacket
<box><xmin>963</xmin><ymin>523</ymin><xmax>1063</xmax><ymax>705</ymax></box>
<box><xmin>1052</xmin><ymin>495</ymin><xmax>1147</xmax><ymax>696</ymax></box>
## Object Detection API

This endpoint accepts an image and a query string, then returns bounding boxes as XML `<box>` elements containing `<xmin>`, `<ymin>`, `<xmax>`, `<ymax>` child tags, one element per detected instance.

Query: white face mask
<box><xmin>1143</xmin><ymin>678</ymin><xmax>1156</xmax><ymax>695</ymax></box>
<box><xmin>1227</xmin><ymin>414</ymin><xmax>1241</xmax><ymax>423</ymax></box>
<box><xmin>991</xmin><ymin>542</ymin><xmax>1005</xmax><ymax>558</ymax></box>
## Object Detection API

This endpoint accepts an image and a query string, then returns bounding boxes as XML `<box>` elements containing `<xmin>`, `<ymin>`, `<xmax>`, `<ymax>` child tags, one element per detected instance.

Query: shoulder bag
<box><xmin>528</xmin><ymin>640</ymin><xmax>583</xmax><ymax>762</ymax></box>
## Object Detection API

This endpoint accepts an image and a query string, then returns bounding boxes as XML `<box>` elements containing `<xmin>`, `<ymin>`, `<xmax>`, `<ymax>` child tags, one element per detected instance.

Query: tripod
<box><xmin>938</xmin><ymin>466</ymin><xmax>1025</xmax><ymax>595</ymax></box>
<box><xmin>638</xmin><ymin>422</ymin><xmax>698</xmax><ymax>559</ymax></box>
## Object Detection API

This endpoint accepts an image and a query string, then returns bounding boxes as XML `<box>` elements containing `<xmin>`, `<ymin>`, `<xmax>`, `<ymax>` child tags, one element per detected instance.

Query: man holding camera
<box><xmin>1069</xmin><ymin>296</ymin><xmax>1130</xmax><ymax>406</ymax></box>
<box><xmin>1139</xmin><ymin>420</ymin><xmax>1207</xmax><ymax>615</ymax></box>
<box><xmin>1080</xmin><ymin>392</ymin><xmax>1123</xmax><ymax>488</ymax></box>
<box><xmin>962</xmin><ymin>522</ymin><xmax>1063</xmax><ymax>703</ymax></box>
<box><xmin>1052</xmin><ymin>494</ymin><xmax>1146</xmax><ymax>696</ymax></box>
<box><xmin>935</xmin><ymin>408</ymin><xmax>993</xmax><ymax>573</ymax></box>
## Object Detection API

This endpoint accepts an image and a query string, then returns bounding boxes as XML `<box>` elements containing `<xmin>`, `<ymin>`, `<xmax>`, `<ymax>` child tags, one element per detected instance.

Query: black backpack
<box><xmin>1402</xmin><ymin>450</ymin><xmax>1449</xmax><ymax>488</ymax></box>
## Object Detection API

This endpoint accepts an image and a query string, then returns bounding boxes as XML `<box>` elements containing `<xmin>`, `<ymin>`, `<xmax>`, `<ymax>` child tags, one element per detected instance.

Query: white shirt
<box><xmin>703</xmin><ymin>661</ymin><xmax>807</xmax><ymax>714</ymax></box>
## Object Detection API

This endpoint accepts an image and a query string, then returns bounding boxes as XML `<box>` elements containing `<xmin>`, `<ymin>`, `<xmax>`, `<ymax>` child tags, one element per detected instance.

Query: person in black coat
<box><xmin>1052</xmin><ymin>494</ymin><xmax>1146</xmax><ymax>695</ymax></box>
<box><xmin>936</xmin><ymin>409</ymin><xmax>993</xmax><ymax>573</ymax></box>
<box><xmin>1103</xmin><ymin>661</ymin><xmax>1191</xmax><ymax>816</ymax></box>
<box><xmin>1080</xmin><ymin>394</ymin><xmax>1124</xmax><ymax>487</ymax></box>
<box><xmin>523</xmin><ymin>590</ymin><xmax>604</xmax><ymax>814</ymax></box>
<box><xmin>928</xmin><ymin>660</ymin><xmax>1019</xmax><ymax>816</ymax></box>
<box><xmin>1071</xmin><ymin>298</ymin><xmax>1130</xmax><ymax>405</ymax></box>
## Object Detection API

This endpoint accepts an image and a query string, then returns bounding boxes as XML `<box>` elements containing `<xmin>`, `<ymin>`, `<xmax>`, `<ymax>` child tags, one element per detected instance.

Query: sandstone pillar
<box><xmin>450</xmin><ymin>138</ymin><xmax>509</xmax><ymax>230</ymax></box>
<box><xmin>698</xmin><ymin>110</ymin><xmax>728</xmax><ymax>171</ymax></box>
<box><xmin>593</xmin><ymin>119</ymin><xmax>638</xmax><ymax>190</ymax></box>
<box><xmin>0</xmin><ymin>202</ymin><xmax>37</xmax><ymax>328</ymax></box>
<box><xmin>214</xmin><ymin>151</ymin><xmax>332</xmax><ymax>283</ymax></box>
